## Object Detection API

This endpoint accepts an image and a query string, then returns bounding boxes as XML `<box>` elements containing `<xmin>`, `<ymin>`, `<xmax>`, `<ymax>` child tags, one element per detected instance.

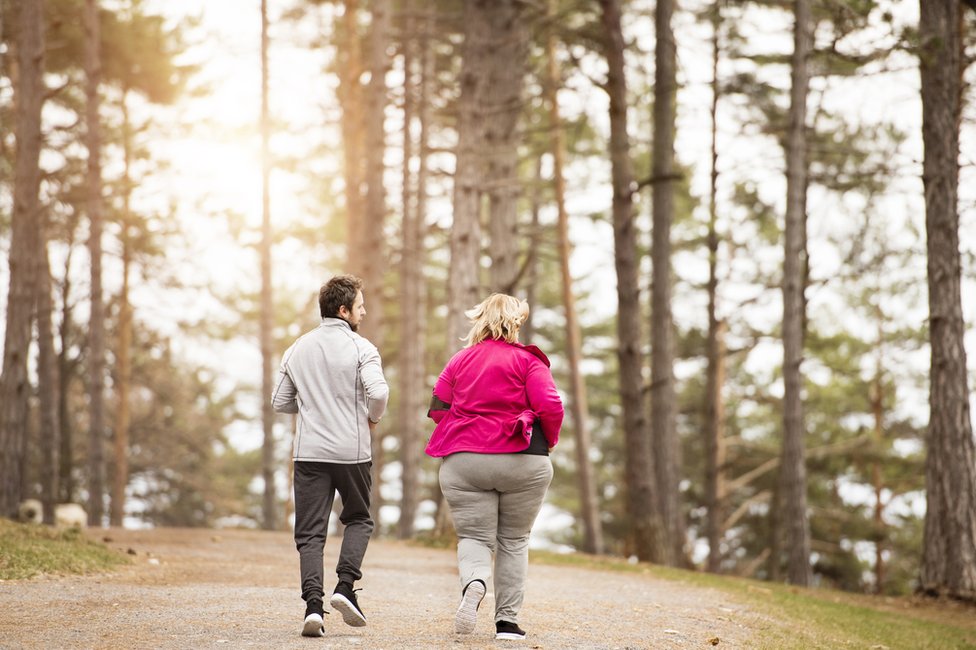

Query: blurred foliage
<box><xmin>0</xmin><ymin>0</ymin><xmax>960</xmax><ymax>595</ymax></box>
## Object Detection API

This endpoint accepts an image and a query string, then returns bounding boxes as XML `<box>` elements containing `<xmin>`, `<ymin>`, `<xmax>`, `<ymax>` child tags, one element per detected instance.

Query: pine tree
<box><xmin>0</xmin><ymin>0</ymin><xmax>45</xmax><ymax>518</ymax></box>
<box><xmin>599</xmin><ymin>0</ymin><xmax>665</xmax><ymax>563</ymax></box>
<box><xmin>779</xmin><ymin>0</ymin><xmax>813</xmax><ymax>586</ymax></box>
<box><xmin>545</xmin><ymin>0</ymin><xmax>603</xmax><ymax>555</ymax></box>
<box><xmin>918</xmin><ymin>0</ymin><xmax>976</xmax><ymax>602</ymax></box>
<box><xmin>650</xmin><ymin>0</ymin><xmax>683</xmax><ymax>567</ymax></box>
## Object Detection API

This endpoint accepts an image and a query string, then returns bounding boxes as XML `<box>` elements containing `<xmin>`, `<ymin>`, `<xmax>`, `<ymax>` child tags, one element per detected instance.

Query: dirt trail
<box><xmin>0</xmin><ymin>527</ymin><xmax>767</xmax><ymax>649</ymax></box>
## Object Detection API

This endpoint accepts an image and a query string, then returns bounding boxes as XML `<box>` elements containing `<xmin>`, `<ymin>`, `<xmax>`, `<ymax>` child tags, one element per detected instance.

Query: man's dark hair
<box><xmin>319</xmin><ymin>275</ymin><xmax>363</xmax><ymax>318</ymax></box>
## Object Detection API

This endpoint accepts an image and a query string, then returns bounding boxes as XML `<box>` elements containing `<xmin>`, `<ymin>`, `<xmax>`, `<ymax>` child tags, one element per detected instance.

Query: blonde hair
<box><xmin>462</xmin><ymin>294</ymin><xmax>530</xmax><ymax>346</ymax></box>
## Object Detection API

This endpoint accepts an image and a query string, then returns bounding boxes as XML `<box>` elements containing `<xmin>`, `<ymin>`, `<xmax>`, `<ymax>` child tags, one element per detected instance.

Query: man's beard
<box><xmin>341</xmin><ymin>315</ymin><xmax>359</xmax><ymax>333</ymax></box>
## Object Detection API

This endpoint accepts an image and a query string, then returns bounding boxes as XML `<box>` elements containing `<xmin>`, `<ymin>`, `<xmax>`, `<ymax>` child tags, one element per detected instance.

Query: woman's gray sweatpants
<box><xmin>439</xmin><ymin>452</ymin><xmax>553</xmax><ymax>624</ymax></box>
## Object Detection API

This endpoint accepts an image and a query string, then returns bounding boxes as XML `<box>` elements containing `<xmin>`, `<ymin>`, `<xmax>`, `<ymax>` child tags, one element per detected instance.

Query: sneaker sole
<box><xmin>496</xmin><ymin>632</ymin><xmax>527</xmax><ymax>640</ymax></box>
<box><xmin>330</xmin><ymin>593</ymin><xmax>367</xmax><ymax>627</ymax></box>
<box><xmin>301</xmin><ymin>613</ymin><xmax>324</xmax><ymax>637</ymax></box>
<box><xmin>454</xmin><ymin>580</ymin><xmax>486</xmax><ymax>635</ymax></box>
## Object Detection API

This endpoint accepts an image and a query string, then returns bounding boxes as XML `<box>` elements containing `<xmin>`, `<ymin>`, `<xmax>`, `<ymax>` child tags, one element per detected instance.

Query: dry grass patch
<box><xmin>0</xmin><ymin>518</ymin><xmax>129</xmax><ymax>580</ymax></box>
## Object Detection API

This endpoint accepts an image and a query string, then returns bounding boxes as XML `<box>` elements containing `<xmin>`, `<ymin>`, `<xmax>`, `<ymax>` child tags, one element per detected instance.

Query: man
<box><xmin>272</xmin><ymin>275</ymin><xmax>389</xmax><ymax>637</ymax></box>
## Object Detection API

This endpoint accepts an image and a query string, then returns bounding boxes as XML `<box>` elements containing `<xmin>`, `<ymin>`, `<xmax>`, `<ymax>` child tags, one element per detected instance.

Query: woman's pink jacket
<box><xmin>425</xmin><ymin>339</ymin><xmax>564</xmax><ymax>457</ymax></box>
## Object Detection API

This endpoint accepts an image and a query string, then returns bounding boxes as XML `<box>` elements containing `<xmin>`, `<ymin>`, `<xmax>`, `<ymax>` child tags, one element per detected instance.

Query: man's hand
<box><xmin>368</xmin><ymin>419</ymin><xmax>378</xmax><ymax>432</ymax></box>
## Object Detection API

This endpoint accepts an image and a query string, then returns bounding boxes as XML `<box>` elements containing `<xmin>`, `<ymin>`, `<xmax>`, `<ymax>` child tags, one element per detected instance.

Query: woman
<box><xmin>426</xmin><ymin>294</ymin><xmax>564</xmax><ymax>641</ymax></box>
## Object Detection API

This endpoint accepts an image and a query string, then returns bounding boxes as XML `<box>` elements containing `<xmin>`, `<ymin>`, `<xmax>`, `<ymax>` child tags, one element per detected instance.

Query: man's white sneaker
<box><xmin>330</xmin><ymin>582</ymin><xmax>367</xmax><ymax>627</ymax></box>
<box><xmin>301</xmin><ymin>613</ymin><xmax>325</xmax><ymax>637</ymax></box>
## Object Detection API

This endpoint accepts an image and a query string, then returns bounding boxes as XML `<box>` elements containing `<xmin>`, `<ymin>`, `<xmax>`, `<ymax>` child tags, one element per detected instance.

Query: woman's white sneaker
<box><xmin>495</xmin><ymin>620</ymin><xmax>527</xmax><ymax>640</ymax></box>
<box><xmin>454</xmin><ymin>579</ymin><xmax>486</xmax><ymax>634</ymax></box>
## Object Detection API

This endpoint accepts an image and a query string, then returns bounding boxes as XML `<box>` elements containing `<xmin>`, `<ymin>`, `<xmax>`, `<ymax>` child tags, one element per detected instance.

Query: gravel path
<box><xmin>0</xmin><ymin>527</ymin><xmax>767</xmax><ymax>649</ymax></box>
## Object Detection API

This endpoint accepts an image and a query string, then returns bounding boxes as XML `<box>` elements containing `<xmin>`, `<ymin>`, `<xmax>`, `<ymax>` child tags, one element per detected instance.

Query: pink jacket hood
<box><xmin>425</xmin><ymin>339</ymin><xmax>564</xmax><ymax>457</ymax></box>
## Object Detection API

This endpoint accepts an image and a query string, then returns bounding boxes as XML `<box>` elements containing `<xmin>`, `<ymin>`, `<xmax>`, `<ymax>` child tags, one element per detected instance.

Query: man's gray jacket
<box><xmin>272</xmin><ymin>318</ymin><xmax>389</xmax><ymax>463</ymax></box>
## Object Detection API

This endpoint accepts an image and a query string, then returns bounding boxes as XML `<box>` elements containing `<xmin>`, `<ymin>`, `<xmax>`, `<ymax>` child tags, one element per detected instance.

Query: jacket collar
<box><xmin>482</xmin><ymin>339</ymin><xmax>551</xmax><ymax>367</ymax></box>
<box><xmin>516</xmin><ymin>342</ymin><xmax>551</xmax><ymax>367</ymax></box>
<box><xmin>321</xmin><ymin>317</ymin><xmax>352</xmax><ymax>331</ymax></box>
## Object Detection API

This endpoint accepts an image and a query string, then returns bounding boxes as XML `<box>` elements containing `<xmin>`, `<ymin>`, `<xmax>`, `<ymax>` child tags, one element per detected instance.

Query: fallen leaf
<box><xmin>708</xmin><ymin>637</ymin><xmax>720</xmax><ymax>646</ymax></box>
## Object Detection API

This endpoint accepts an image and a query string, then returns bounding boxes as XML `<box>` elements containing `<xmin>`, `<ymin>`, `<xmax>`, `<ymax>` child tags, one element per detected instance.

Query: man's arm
<box><xmin>360</xmin><ymin>344</ymin><xmax>390</xmax><ymax>423</ymax></box>
<box><xmin>272</xmin><ymin>365</ymin><xmax>299</xmax><ymax>414</ymax></box>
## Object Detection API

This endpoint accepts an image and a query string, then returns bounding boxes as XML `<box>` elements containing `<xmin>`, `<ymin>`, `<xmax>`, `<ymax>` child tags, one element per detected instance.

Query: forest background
<box><xmin>2</xmin><ymin>0</ymin><xmax>976</xmax><ymax>602</ymax></box>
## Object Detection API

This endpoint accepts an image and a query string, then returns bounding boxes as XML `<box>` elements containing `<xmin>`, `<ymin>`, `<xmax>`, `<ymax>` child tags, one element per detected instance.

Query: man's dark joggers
<box><xmin>293</xmin><ymin>460</ymin><xmax>374</xmax><ymax>602</ymax></box>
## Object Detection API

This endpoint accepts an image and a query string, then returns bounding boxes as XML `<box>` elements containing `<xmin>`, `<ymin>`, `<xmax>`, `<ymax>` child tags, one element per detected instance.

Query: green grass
<box><xmin>0</xmin><ymin>518</ymin><xmax>129</xmax><ymax>580</ymax></box>
<box><xmin>529</xmin><ymin>550</ymin><xmax>976</xmax><ymax>650</ymax></box>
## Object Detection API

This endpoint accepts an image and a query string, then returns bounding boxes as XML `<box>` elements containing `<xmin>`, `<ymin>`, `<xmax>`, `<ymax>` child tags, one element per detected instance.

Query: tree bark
<box><xmin>599</xmin><ymin>0</ymin><xmax>665</xmax><ymax>563</ymax></box>
<box><xmin>520</xmin><ymin>158</ymin><xmax>542</xmax><ymax>345</ymax></box>
<box><xmin>918</xmin><ymin>0</ymin><xmax>976</xmax><ymax>602</ymax></box>
<box><xmin>704</xmin><ymin>2</ymin><xmax>726</xmax><ymax>574</ymax></box>
<box><xmin>361</xmin><ymin>0</ymin><xmax>390</xmax><ymax>338</ymax></box>
<box><xmin>111</xmin><ymin>89</ymin><xmax>134</xmax><ymax>528</ymax></box>
<box><xmin>0</xmin><ymin>0</ymin><xmax>44</xmax><ymax>519</ymax></box>
<box><xmin>339</xmin><ymin>0</ymin><xmax>366</xmax><ymax>271</ymax></box>
<box><xmin>546</xmin><ymin>0</ymin><xmax>603</xmax><ymax>555</ymax></box>
<box><xmin>481</xmin><ymin>0</ymin><xmax>527</xmax><ymax>294</ymax></box>
<box><xmin>363</xmin><ymin>0</ymin><xmax>391</xmax><ymax>516</ymax></box>
<box><xmin>650</xmin><ymin>0</ymin><xmax>682</xmax><ymax>566</ymax></box>
<box><xmin>84</xmin><ymin>0</ymin><xmax>107</xmax><ymax>527</ymax></box>
<box><xmin>871</xmin><ymin>315</ymin><xmax>886</xmax><ymax>593</ymax></box>
<box><xmin>779</xmin><ymin>0</ymin><xmax>813</xmax><ymax>586</ymax></box>
<box><xmin>37</xmin><ymin>225</ymin><xmax>60</xmax><ymax>526</ymax></box>
<box><xmin>58</xmin><ymin>219</ymin><xmax>81</xmax><ymax>504</ymax></box>
<box><xmin>260</xmin><ymin>0</ymin><xmax>277</xmax><ymax>531</ymax></box>
<box><xmin>396</xmin><ymin>0</ymin><xmax>426</xmax><ymax>540</ymax></box>
<box><xmin>448</xmin><ymin>0</ymin><xmax>490</xmax><ymax>349</ymax></box>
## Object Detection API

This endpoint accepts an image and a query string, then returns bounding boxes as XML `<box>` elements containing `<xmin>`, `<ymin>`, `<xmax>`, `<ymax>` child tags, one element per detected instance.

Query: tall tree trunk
<box><xmin>85</xmin><ymin>0</ymin><xmax>107</xmax><ymax>527</ymax></box>
<box><xmin>111</xmin><ymin>89</ymin><xmax>134</xmax><ymax>528</ymax></box>
<box><xmin>0</xmin><ymin>0</ymin><xmax>44</xmax><ymax>518</ymax></box>
<box><xmin>705</xmin><ymin>321</ymin><xmax>727</xmax><ymax>572</ymax></box>
<box><xmin>599</xmin><ymin>0</ymin><xmax>664</xmax><ymax>563</ymax></box>
<box><xmin>363</xmin><ymin>0</ymin><xmax>391</xmax><ymax>516</ymax></box>
<box><xmin>447</xmin><ymin>1</ymin><xmax>489</xmax><ymax>350</ymax></box>
<box><xmin>768</xmin><ymin>484</ymin><xmax>783</xmax><ymax>581</ymax></box>
<box><xmin>481</xmin><ymin>0</ymin><xmax>527</xmax><ymax>294</ymax></box>
<box><xmin>361</xmin><ymin>0</ymin><xmax>390</xmax><ymax>338</ymax></box>
<box><xmin>58</xmin><ymin>222</ymin><xmax>80</xmax><ymax>504</ymax></box>
<box><xmin>339</xmin><ymin>0</ymin><xmax>365</xmax><ymax>267</ymax></box>
<box><xmin>871</xmin><ymin>314</ymin><xmax>886</xmax><ymax>593</ymax></box>
<box><xmin>520</xmin><ymin>158</ymin><xmax>542</xmax><ymax>345</ymax></box>
<box><xmin>57</xmin><ymin>238</ymin><xmax>79</xmax><ymax>503</ymax></box>
<box><xmin>37</xmin><ymin>225</ymin><xmax>60</xmax><ymax>526</ymax></box>
<box><xmin>259</xmin><ymin>0</ymin><xmax>277</xmax><ymax>531</ymax></box>
<box><xmin>415</xmin><ymin>1</ymin><xmax>433</xmax><ymax>488</ymax></box>
<box><xmin>779</xmin><ymin>0</ymin><xmax>812</xmax><ymax>586</ymax></box>
<box><xmin>704</xmin><ymin>1</ymin><xmax>726</xmax><ymax>574</ymax></box>
<box><xmin>650</xmin><ymin>0</ymin><xmax>682</xmax><ymax>566</ymax></box>
<box><xmin>918</xmin><ymin>0</ymin><xmax>976</xmax><ymax>602</ymax></box>
<box><xmin>397</xmin><ymin>0</ymin><xmax>426</xmax><ymax>540</ymax></box>
<box><xmin>546</xmin><ymin>0</ymin><xmax>603</xmax><ymax>555</ymax></box>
